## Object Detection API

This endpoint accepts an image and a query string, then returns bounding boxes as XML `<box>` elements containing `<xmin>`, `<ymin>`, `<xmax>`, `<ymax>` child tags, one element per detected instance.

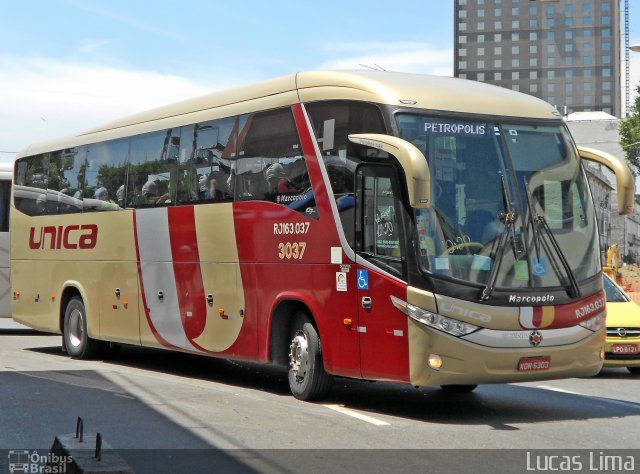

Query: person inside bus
<box><xmin>142</xmin><ymin>178</ymin><xmax>171</xmax><ymax>205</ymax></box>
<box><xmin>265</xmin><ymin>162</ymin><xmax>297</xmax><ymax>194</ymax></box>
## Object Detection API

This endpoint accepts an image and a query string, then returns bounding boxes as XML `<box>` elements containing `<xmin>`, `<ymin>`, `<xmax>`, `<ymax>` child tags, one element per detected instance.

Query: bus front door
<box><xmin>355</xmin><ymin>164</ymin><xmax>411</xmax><ymax>383</ymax></box>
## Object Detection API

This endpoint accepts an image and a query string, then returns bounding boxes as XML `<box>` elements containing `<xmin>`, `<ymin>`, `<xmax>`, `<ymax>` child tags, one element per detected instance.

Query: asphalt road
<box><xmin>1</xmin><ymin>322</ymin><xmax>639</xmax><ymax>473</ymax></box>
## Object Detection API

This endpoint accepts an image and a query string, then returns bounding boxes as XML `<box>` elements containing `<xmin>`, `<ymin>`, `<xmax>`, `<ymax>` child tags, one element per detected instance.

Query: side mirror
<box><xmin>578</xmin><ymin>146</ymin><xmax>635</xmax><ymax>215</ymax></box>
<box><xmin>348</xmin><ymin>134</ymin><xmax>431</xmax><ymax>209</ymax></box>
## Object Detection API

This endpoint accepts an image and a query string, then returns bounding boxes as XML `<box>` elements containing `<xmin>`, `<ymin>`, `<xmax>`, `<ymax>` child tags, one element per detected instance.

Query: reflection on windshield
<box><xmin>397</xmin><ymin>114</ymin><xmax>599</xmax><ymax>292</ymax></box>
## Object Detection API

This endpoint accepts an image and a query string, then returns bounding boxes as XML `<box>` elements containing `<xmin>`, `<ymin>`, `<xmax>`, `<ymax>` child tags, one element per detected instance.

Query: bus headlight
<box><xmin>391</xmin><ymin>296</ymin><xmax>479</xmax><ymax>337</ymax></box>
<box><xmin>579</xmin><ymin>313</ymin><xmax>605</xmax><ymax>332</ymax></box>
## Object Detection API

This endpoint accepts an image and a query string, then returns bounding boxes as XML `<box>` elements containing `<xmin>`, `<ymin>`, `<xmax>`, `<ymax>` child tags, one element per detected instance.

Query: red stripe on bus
<box><xmin>167</xmin><ymin>206</ymin><xmax>207</xmax><ymax>341</ymax></box>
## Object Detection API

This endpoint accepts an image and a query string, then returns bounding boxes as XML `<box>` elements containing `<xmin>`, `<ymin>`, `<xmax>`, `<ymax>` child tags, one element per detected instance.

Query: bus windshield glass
<box><xmin>396</xmin><ymin>114</ymin><xmax>600</xmax><ymax>291</ymax></box>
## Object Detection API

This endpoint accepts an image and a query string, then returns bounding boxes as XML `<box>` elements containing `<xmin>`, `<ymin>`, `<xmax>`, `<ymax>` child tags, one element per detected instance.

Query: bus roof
<box><xmin>17</xmin><ymin>70</ymin><xmax>560</xmax><ymax>157</ymax></box>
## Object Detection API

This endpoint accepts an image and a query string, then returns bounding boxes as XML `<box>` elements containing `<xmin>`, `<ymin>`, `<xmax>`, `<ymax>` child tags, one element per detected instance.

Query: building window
<box><xmin>566</xmin><ymin>69</ymin><xmax>573</xmax><ymax>78</ymax></box>
<box><xmin>546</xmin><ymin>5</ymin><xmax>555</xmax><ymax>14</ymax></box>
<box><xmin>603</xmin><ymin>68</ymin><xmax>611</xmax><ymax>77</ymax></box>
<box><xmin>565</xmin><ymin>4</ymin><xmax>573</xmax><ymax>13</ymax></box>
<box><xmin>459</xmin><ymin>10</ymin><xmax>467</xmax><ymax>18</ymax></box>
<box><xmin>602</xmin><ymin>42</ymin><xmax>610</xmax><ymax>51</ymax></box>
<box><xmin>564</xmin><ymin>18</ymin><xmax>573</xmax><ymax>27</ymax></box>
<box><xmin>548</xmin><ymin>84</ymin><xmax>556</xmax><ymax>93</ymax></box>
<box><xmin>584</xmin><ymin>29</ymin><xmax>592</xmax><ymax>37</ymax></box>
<box><xmin>566</xmin><ymin>96</ymin><xmax>574</xmax><ymax>105</ymax></box>
<box><xmin>583</xmin><ymin>16</ymin><xmax>592</xmax><ymax>25</ymax></box>
<box><xmin>602</xmin><ymin>55</ymin><xmax>610</xmax><ymax>64</ymax></box>
<box><xmin>547</xmin><ymin>44</ymin><xmax>555</xmax><ymax>54</ymax></box>
<box><xmin>478</xmin><ymin>60</ymin><xmax>485</xmax><ymax>69</ymax></box>
<box><xmin>512</xmin><ymin>32</ymin><xmax>519</xmax><ymax>40</ymax></box>
<box><xmin>459</xmin><ymin>73</ymin><xmax>467</xmax><ymax>79</ymax></box>
<box><xmin>584</xmin><ymin>82</ymin><xmax>592</xmax><ymax>91</ymax></box>
<box><xmin>459</xmin><ymin>35</ymin><xmax>467</xmax><ymax>44</ymax></box>
<box><xmin>529</xmin><ymin>45</ymin><xmax>537</xmax><ymax>54</ymax></box>
<box><xmin>583</xmin><ymin>3</ymin><xmax>591</xmax><ymax>13</ymax></box>
<box><xmin>565</xmin><ymin>31</ymin><xmax>573</xmax><ymax>39</ymax></box>
<box><xmin>603</xmin><ymin>28</ymin><xmax>611</xmax><ymax>37</ymax></box>
<box><xmin>584</xmin><ymin>69</ymin><xmax>593</xmax><ymax>77</ymax></box>
<box><xmin>478</xmin><ymin>47</ymin><xmax>485</xmax><ymax>56</ymax></box>
<box><xmin>512</xmin><ymin>46</ymin><xmax>520</xmax><ymax>54</ymax></box>
<box><xmin>584</xmin><ymin>43</ymin><xmax>592</xmax><ymax>51</ymax></box>
<box><xmin>583</xmin><ymin>56</ymin><xmax>592</xmax><ymax>64</ymax></box>
<box><xmin>601</xmin><ymin>2</ymin><xmax>610</xmax><ymax>11</ymax></box>
<box><xmin>512</xmin><ymin>71</ymin><xmax>519</xmax><ymax>80</ymax></box>
<box><xmin>547</xmin><ymin>71</ymin><xmax>555</xmax><ymax>79</ymax></box>
<box><xmin>565</xmin><ymin>83</ymin><xmax>573</xmax><ymax>93</ymax></box>
<box><xmin>603</xmin><ymin>94</ymin><xmax>611</xmax><ymax>104</ymax></box>
<box><xmin>495</xmin><ymin>8</ymin><xmax>502</xmax><ymax>15</ymax></box>
<box><xmin>585</xmin><ymin>95</ymin><xmax>593</xmax><ymax>104</ymax></box>
<box><xmin>494</xmin><ymin>46</ymin><xmax>502</xmax><ymax>55</ymax></box>
<box><xmin>548</xmin><ymin>57</ymin><xmax>556</xmax><ymax>66</ymax></box>
<box><xmin>495</xmin><ymin>21</ymin><xmax>502</xmax><ymax>29</ymax></box>
<box><xmin>495</xmin><ymin>72</ymin><xmax>502</xmax><ymax>80</ymax></box>
<box><xmin>565</xmin><ymin>57</ymin><xmax>573</xmax><ymax>65</ymax></box>
<box><xmin>601</xmin><ymin>16</ymin><xmax>610</xmax><ymax>25</ymax></box>
<box><xmin>530</xmin><ymin>58</ymin><xmax>538</xmax><ymax>66</ymax></box>
<box><xmin>512</xmin><ymin>85</ymin><xmax>520</xmax><ymax>92</ymax></box>
<box><xmin>547</xmin><ymin>31</ymin><xmax>555</xmax><ymax>40</ymax></box>
<box><xmin>530</xmin><ymin>32</ymin><xmax>537</xmax><ymax>40</ymax></box>
<box><xmin>494</xmin><ymin>59</ymin><xmax>502</xmax><ymax>67</ymax></box>
<box><xmin>478</xmin><ymin>34</ymin><xmax>485</xmax><ymax>43</ymax></box>
<box><xmin>512</xmin><ymin>7</ymin><xmax>519</xmax><ymax>15</ymax></box>
<box><xmin>460</xmin><ymin>22</ymin><xmax>467</xmax><ymax>31</ymax></box>
<box><xmin>548</xmin><ymin>96</ymin><xmax>556</xmax><ymax>104</ymax></box>
<box><xmin>530</xmin><ymin>84</ymin><xmax>538</xmax><ymax>93</ymax></box>
<box><xmin>459</xmin><ymin>61</ymin><xmax>467</xmax><ymax>69</ymax></box>
<box><xmin>512</xmin><ymin>20</ymin><xmax>520</xmax><ymax>29</ymax></box>
<box><xmin>603</xmin><ymin>82</ymin><xmax>611</xmax><ymax>90</ymax></box>
<box><xmin>495</xmin><ymin>33</ymin><xmax>502</xmax><ymax>41</ymax></box>
<box><xmin>511</xmin><ymin>59</ymin><xmax>520</xmax><ymax>67</ymax></box>
<box><xmin>565</xmin><ymin>44</ymin><xmax>573</xmax><ymax>52</ymax></box>
<box><xmin>477</xmin><ymin>21</ymin><xmax>485</xmax><ymax>30</ymax></box>
<box><xmin>478</xmin><ymin>9</ymin><xmax>485</xmax><ymax>17</ymax></box>
<box><xmin>530</xmin><ymin>71</ymin><xmax>538</xmax><ymax>79</ymax></box>
<box><xmin>477</xmin><ymin>72</ymin><xmax>485</xmax><ymax>81</ymax></box>
<box><xmin>529</xmin><ymin>6</ymin><xmax>537</xmax><ymax>15</ymax></box>
<box><xmin>459</xmin><ymin>48</ymin><xmax>467</xmax><ymax>57</ymax></box>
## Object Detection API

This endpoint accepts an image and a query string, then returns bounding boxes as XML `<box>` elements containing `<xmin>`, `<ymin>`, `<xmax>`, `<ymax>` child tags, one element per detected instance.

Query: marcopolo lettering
<box><xmin>29</xmin><ymin>224</ymin><xmax>98</xmax><ymax>250</ymax></box>
<box><xmin>508</xmin><ymin>294</ymin><xmax>555</xmax><ymax>304</ymax></box>
<box><xmin>424</xmin><ymin>122</ymin><xmax>486</xmax><ymax>135</ymax></box>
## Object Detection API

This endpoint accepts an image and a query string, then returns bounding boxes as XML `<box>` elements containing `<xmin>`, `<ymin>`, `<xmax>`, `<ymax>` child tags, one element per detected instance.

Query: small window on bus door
<box><xmin>356</xmin><ymin>164</ymin><xmax>406</xmax><ymax>279</ymax></box>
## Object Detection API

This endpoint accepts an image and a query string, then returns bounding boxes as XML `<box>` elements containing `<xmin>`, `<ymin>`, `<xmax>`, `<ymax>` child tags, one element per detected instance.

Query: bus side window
<box><xmin>14</xmin><ymin>154</ymin><xmax>49</xmax><ymax>216</ymax></box>
<box><xmin>236</xmin><ymin>108</ymin><xmax>314</xmax><ymax>215</ymax></box>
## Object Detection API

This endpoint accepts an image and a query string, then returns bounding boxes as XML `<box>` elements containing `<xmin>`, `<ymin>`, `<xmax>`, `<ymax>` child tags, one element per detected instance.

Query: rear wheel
<box><xmin>440</xmin><ymin>384</ymin><xmax>478</xmax><ymax>393</ymax></box>
<box><xmin>627</xmin><ymin>367</ymin><xmax>640</xmax><ymax>375</ymax></box>
<box><xmin>288</xmin><ymin>313</ymin><xmax>332</xmax><ymax>401</ymax></box>
<box><xmin>63</xmin><ymin>296</ymin><xmax>103</xmax><ymax>359</ymax></box>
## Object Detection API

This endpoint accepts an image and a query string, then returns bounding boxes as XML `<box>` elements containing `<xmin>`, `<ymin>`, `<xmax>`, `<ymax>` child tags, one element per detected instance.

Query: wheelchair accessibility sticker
<box><xmin>532</xmin><ymin>256</ymin><xmax>548</xmax><ymax>276</ymax></box>
<box><xmin>357</xmin><ymin>269</ymin><xmax>369</xmax><ymax>290</ymax></box>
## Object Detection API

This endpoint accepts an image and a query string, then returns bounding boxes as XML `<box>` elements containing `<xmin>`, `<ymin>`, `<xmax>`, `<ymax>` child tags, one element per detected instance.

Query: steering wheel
<box><xmin>441</xmin><ymin>241</ymin><xmax>484</xmax><ymax>256</ymax></box>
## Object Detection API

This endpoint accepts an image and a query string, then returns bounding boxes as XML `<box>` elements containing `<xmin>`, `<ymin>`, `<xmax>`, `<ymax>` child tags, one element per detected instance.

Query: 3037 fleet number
<box><xmin>278</xmin><ymin>242</ymin><xmax>307</xmax><ymax>260</ymax></box>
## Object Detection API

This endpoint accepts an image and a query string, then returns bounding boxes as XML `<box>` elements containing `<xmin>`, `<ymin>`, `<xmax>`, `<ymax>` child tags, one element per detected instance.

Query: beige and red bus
<box><xmin>10</xmin><ymin>71</ymin><xmax>634</xmax><ymax>400</ymax></box>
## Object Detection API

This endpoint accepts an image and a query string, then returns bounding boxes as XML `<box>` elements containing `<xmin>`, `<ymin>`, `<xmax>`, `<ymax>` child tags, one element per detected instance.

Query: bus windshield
<box><xmin>396</xmin><ymin>114</ymin><xmax>600</xmax><ymax>292</ymax></box>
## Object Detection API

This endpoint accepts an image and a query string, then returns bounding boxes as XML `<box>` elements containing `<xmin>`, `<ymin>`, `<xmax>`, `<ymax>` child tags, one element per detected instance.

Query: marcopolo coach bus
<box><xmin>10</xmin><ymin>71</ymin><xmax>634</xmax><ymax>400</ymax></box>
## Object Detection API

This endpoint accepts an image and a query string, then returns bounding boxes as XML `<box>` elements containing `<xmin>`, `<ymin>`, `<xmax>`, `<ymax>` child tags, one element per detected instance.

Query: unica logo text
<box><xmin>29</xmin><ymin>225</ymin><xmax>98</xmax><ymax>250</ymax></box>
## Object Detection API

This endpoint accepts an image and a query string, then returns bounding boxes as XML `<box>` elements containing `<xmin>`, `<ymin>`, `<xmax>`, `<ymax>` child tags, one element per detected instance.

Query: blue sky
<box><xmin>1</xmin><ymin>0</ymin><xmax>639</xmax><ymax>158</ymax></box>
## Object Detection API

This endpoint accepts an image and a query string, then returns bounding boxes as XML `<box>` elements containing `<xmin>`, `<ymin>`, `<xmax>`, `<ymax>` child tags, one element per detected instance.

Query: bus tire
<box><xmin>63</xmin><ymin>296</ymin><xmax>103</xmax><ymax>359</ymax></box>
<box><xmin>440</xmin><ymin>384</ymin><xmax>478</xmax><ymax>393</ymax></box>
<box><xmin>288</xmin><ymin>313</ymin><xmax>332</xmax><ymax>401</ymax></box>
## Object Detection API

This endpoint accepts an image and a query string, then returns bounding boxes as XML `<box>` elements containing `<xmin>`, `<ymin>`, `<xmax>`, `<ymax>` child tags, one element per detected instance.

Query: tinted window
<box><xmin>14</xmin><ymin>154</ymin><xmax>49</xmax><ymax>216</ymax></box>
<box><xmin>235</xmin><ymin>108</ymin><xmax>314</xmax><ymax>215</ymax></box>
<box><xmin>176</xmin><ymin>118</ymin><xmax>236</xmax><ymax>205</ymax></box>
<box><xmin>48</xmin><ymin>148</ymin><xmax>85</xmax><ymax>214</ymax></box>
<box><xmin>127</xmin><ymin>130</ymin><xmax>176</xmax><ymax>207</ymax></box>
<box><xmin>0</xmin><ymin>179</ymin><xmax>10</xmax><ymax>231</ymax></box>
<box><xmin>84</xmin><ymin>139</ymin><xmax>128</xmax><ymax>211</ymax></box>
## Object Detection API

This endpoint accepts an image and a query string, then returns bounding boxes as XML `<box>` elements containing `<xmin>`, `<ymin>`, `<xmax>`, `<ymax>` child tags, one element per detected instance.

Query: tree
<box><xmin>619</xmin><ymin>83</ymin><xmax>640</xmax><ymax>174</ymax></box>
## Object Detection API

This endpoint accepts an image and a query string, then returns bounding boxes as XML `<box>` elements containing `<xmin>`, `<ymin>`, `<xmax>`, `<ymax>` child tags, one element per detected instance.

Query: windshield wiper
<box><xmin>523</xmin><ymin>178</ymin><xmax>581</xmax><ymax>298</ymax></box>
<box><xmin>480</xmin><ymin>172</ymin><xmax>517</xmax><ymax>301</ymax></box>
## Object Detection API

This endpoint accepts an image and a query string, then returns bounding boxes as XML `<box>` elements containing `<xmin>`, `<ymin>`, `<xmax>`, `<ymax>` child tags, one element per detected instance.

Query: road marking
<box><xmin>323</xmin><ymin>404</ymin><xmax>390</xmax><ymax>426</ymax></box>
<box><xmin>536</xmin><ymin>385</ymin><xmax>640</xmax><ymax>410</ymax></box>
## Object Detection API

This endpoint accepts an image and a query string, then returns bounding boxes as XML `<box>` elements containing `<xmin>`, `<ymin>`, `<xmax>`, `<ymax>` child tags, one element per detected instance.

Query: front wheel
<box><xmin>288</xmin><ymin>313</ymin><xmax>332</xmax><ymax>401</ymax></box>
<box><xmin>63</xmin><ymin>296</ymin><xmax>103</xmax><ymax>359</ymax></box>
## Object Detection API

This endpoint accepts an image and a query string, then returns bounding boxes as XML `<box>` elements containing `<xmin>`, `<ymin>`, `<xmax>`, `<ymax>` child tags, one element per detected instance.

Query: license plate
<box><xmin>517</xmin><ymin>356</ymin><xmax>551</xmax><ymax>372</ymax></box>
<box><xmin>611</xmin><ymin>344</ymin><xmax>638</xmax><ymax>355</ymax></box>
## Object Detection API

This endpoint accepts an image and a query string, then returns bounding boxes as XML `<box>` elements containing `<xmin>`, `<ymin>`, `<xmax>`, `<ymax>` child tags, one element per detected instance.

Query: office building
<box><xmin>454</xmin><ymin>0</ymin><xmax>621</xmax><ymax>117</ymax></box>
